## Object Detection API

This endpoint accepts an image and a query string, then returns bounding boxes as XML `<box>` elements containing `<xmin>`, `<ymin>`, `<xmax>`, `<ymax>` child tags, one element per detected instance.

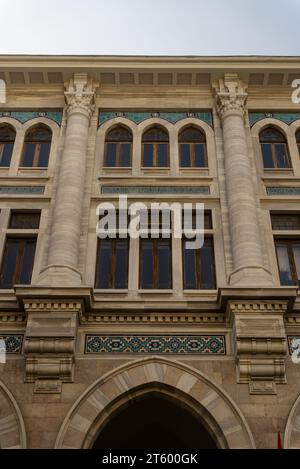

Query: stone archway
<box><xmin>0</xmin><ymin>381</ymin><xmax>26</xmax><ymax>449</ymax></box>
<box><xmin>55</xmin><ymin>357</ymin><xmax>255</xmax><ymax>449</ymax></box>
<box><xmin>284</xmin><ymin>393</ymin><xmax>300</xmax><ymax>448</ymax></box>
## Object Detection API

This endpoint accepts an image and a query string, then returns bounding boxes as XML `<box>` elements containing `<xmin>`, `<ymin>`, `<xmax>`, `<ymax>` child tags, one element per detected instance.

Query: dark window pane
<box><xmin>9</xmin><ymin>212</ymin><xmax>41</xmax><ymax>229</ymax></box>
<box><xmin>261</xmin><ymin>143</ymin><xmax>274</xmax><ymax>168</ymax></box>
<box><xmin>143</xmin><ymin>144</ymin><xmax>154</xmax><ymax>167</ymax></box>
<box><xmin>105</xmin><ymin>143</ymin><xmax>117</xmax><ymax>167</ymax></box>
<box><xmin>293</xmin><ymin>244</ymin><xmax>300</xmax><ymax>287</ymax></box>
<box><xmin>0</xmin><ymin>143</ymin><xmax>13</xmax><ymax>166</ymax></box>
<box><xmin>120</xmin><ymin>143</ymin><xmax>131</xmax><ymax>167</ymax></box>
<box><xmin>296</xmin><ymin>131</ymin><xmax>300</xmax><ymax>144</ymax></box>
<box><xmin>157</xmin><ymin>240</ymin><xmax>171</xmax><ymax>288</ymax></box>
<box><xmin>260</xmin><ymin>129</ymin><xmax>286</xmax><ymax>143</ymax></box>
<box><xmin>194</xmin><ymin>144</ymin><xmax>206</xmax><ymax>167</ymax></box>
<box><xmin>22</xmin><ymin>143</ymin><xmax>35</xmax><ymax>167</ymax></box>
<box><xmin>179</xmin><ymin>127</ymin><xmax>205</xmax><ymax>143</ymax></box>
<box><xmin>275</xmin><ymin>143</ymin><xmax>289</xmax><ymax>168</ymax></box>
<box><xmin>0</xmin><ymin>240</ymin><xmax>19</xmax><ymax>288</ymax></box>
<box><xmin>180</xmin><ymin>144</ymin><xmax>191</xmax><ymax>167</ymax></box>
<box><xmin>157</xmin><ymin>143</ymin><xmax>168</xmax><ymax>167</ymax></box>
<box><xmin>298</xmin><ymin>144</ymin><xmax>300</xmax><ymax>156</ymax></box>
<box><xmin>106</xmin><ymin>127</ymin><xmax>132</xmax><ymax>142</ymax></box>
<box><xmin>141</xmin><ymin>240</ymin><xmax>153</xmax><ymax>288</ymax></box>
<box><xmin>115</xmin><ymin>240</ymin><xmax>128</xmax><ymax>288</ymax></box>
<box><xmin>26</xmin><ymin>127</ymin><xmax>52</xmax><ymax>142</ymax></box>
<box><xmin>96</xmin><ymin>241</ymin><xmax>112</xmax><ymax>288</ymax></box>
<box><xmin>276</xmin><ymin>244</ymin><xmax>293</xmax><ymax>285</ymax></box>
<box><xmin>19</xmin><ymin>240</ymin><xmax>36</xmax><ymax>284</ymax></box>
<box><xmin>200</xmin><ymin>242</ymin><xmax>215</xmax><ymax>289</ymax></box>
<box><xmin>38</xmin><ymin>142</ymin><xmax>50</xmax><ymax>167</ymax></box>
<box><xmin>184</xmin><ymin>247</ymin><xmax>196</xmax><ymax>289</ymax></box>
<box><xmin>0</xmin><ymin>125</ymin><xmax>16</xmax><ymax>141</ymax></box>
<box><xmin>143</xmin><ymin>127</ymin><xmax>169</xmax><ymax>142</ymax></box>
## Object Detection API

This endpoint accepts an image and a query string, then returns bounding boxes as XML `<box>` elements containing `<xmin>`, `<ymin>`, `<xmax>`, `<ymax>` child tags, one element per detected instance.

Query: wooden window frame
<box><xmin>260</xmin><ymin>139</ymin><xmax>291</xmax><ymax>169</ymax></box>
<box><xmin>139</xmin><ymin>238</ymin><xmax>172</xmax><ymax>289</ymax></box>
<box><xmin>0</xmin><ymin>236</ymin><xmax>37</xmax><ymax>288</ymax></box>
<box><xmin>142</xmin><ymin>142</ymin><xmax>170</xmax><ymax>168</ymax></box>
<box><xmin>104</xmin><ymin>141</ymin><xmax>132</xmax><ymax>167</ymax></box>
<box><xmin>21</xmin><ymin>141</ymin><xmax>51</xmax><ymax>168</ymax></box>
<box><xmin>275</xmin><ymin>238</ymin><xmax>300</xmax><ymax>286</ymax></box>
<box><xmin>179</xmin><ymin>142</ymin><xmax>208</xmax><ymax>168</ymax></box>
<box><xmin>182</xmin><ymin>236</ymin><xmax>216</xmax><ymax>290</ymax></box>
<box><xmin>95</xmin><ymin>238</ymin><xmax>129</xmax><ymax>289</ymax></box>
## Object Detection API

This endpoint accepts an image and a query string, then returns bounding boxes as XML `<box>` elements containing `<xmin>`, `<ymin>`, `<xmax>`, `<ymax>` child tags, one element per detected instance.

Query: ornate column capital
<box><xmin>64</xmin><ymin>72</ymin><xmax>97</xmax><ymax>120</ymax></box>
<box><xmin>215</xmin><ymin>73</ymin><xmax>248</xmax><ymax>119</ymax></box>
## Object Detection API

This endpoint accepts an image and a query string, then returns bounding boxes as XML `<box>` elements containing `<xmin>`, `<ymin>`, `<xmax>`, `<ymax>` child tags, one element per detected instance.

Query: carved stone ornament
<box><xmin>64</xmin><ymin>72</ymin><xmax>96</xmax><ymax>119</ymax></box>
<box><xmin>215</xmin><ymin>73</ymin><xmax>248</xmax><ymax>119</ymax></box>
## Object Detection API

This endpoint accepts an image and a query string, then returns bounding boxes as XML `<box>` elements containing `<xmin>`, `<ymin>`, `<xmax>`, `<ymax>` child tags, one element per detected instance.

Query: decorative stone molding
<box><xmin>65</xmin><ymin>72</ymin><xmax>96</xmax><ymax>120</ymax></box>
<box><xmin>81</xmin><ymin>312</ymin><xmax>227</xmax><ymax>324</ymax></box>
<box><xmin>24</xmin><ymin>301</ymin><xmax>81</xmax><ymax>393</ymax></box>
<box><xmin>0</xmin><ymin>313</ymin><xmax>26</xmax><ymax>323</ymax></box>
<box><xmin>228</xmin><ymin>300</ymin><xmax>288</xmax><ymax>393</ymax></box>
<box><xmin>215</xmin><ymin>73</ymin><xmax>248</xmax><ymax>119</ymax></box>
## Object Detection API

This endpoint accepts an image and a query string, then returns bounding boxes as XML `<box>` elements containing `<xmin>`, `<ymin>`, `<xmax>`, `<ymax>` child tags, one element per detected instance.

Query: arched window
<box><xmin>296</xmin><ymin>129</ymin><xmax>300</xmax><ymax>156</ymax></box>
<box><xmin>179</xmin><ymin>127</ymin><xmax>207</xmax><ymax>168</ymax></box>
<box><xmin>104</xmin><ymin>126</ymin><xmax>132</xmax><ymax>167</ymax></box>
<box><xmin>142</xmin><ymin>126</ymin><xmax>169</xmax><ymax>167</ymax></box>
<box><xmin>0</xmin><ymin>124</ymin><xmax>15</xmax><ymax>167</ymax></box>
<box><xmin>259</xmin><ymin>128</ymin><xmax>291</xmax><ymax>169</ymax></box>
<box><xmin>21</xmin><ymin>125</ymin><xmax>52</xmax><ymax>168</ymax></box>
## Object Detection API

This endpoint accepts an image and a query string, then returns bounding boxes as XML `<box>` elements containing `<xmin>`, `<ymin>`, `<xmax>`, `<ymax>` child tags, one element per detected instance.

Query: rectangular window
<box><xmin>271</xmin><ymin>214</ymin><xmax>300</xmax><ymax>231</ymax></box>
<box><xmin>142</xmin><ymin>143</ymin><xmax>169</xmax><ymax>167</ymax></box>
<box><xmin>0</xmin><ymin>237</ymin><xmax>36</xmax><ymax>288</ymax></box>
<box><xmin>275</xmin><ymin>239</ymin><xmax>300</xmax><ymax>287</ymax></box>
<box><xmin>140</xmin><ymin>239</ymin><xmax>172</xmax><ymax>289</ymax></box>
<box><xmin>21</xmin><ymin>143</ymin><xmax>50</xmax><ymax>168</ymax></box>
<box><xmin>104</xmin><ymin>143</ymin><xmax>132</xmax><ymax>167</ymax></box>
<box><xmin>261</xmin><ymin>142</ymin><xmax>290</xmax><ymax>169</ymax></box>
<box><xmin>9</xmin><ymin>211</ymin><xmax>41</xmax><ymax>230</ymax></box>
<box><xmin>179</xmin><ymin>143</ymin><xmax>207</xmax><ymax>168</ymax></box>
<box><xmin>183</xmin><ymin>237</ymin><xmax>216</xmax><ymax>289</ymax></box>
<box><xmin>95</xmin><ymin>238</ymin><xmax>129</xmax><ymax>289</ymax></box>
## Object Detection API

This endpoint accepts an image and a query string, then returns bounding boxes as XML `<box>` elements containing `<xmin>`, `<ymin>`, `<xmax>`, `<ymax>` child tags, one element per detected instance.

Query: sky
<box><xmin>1</xmin><ymin>0</ymin><xmax>300</xmax><ymax>56</ymax></box>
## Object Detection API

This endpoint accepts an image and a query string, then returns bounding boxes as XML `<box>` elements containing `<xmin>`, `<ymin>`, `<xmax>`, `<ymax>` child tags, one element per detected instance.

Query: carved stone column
<box><xmin>229</xmin><ymin>300</ymin><xmax>287</xmax><ymax>394</ymax></box>
<box><xmin>39</xmin><ymin>73</ymin><xmax>96</xmax><ymax>286</ymax></box>
<box><xmin>216</xmin><ymin>74</ymin><xmax>272</xmax><ymax>286</ymax></box>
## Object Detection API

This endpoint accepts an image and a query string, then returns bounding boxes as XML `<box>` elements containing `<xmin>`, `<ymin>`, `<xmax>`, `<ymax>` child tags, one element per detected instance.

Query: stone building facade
<box><xmin>0</xmin><ymin>56</ymin><xmax>300</xmax><ymax>449</ymax></box>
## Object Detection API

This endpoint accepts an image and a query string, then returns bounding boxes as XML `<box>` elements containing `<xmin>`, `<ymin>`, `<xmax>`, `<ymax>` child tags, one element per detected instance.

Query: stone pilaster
<box><xmin>215</xmin><ymin>74</ymin><xmax>272</xmax><ymax>286</ymax></box>
<box><xmin>39</xmin><ymin>73</ymin><xmax>97</xmax><ymax>286</ymax></box>
<box><xmin>24</xmin><ymin>301</ymin><xmax>81</xmax><ymax>393</ymax></box>
<box><xmin>228</xmin><ymin>300</ymin><xmax>288</xmax><ymax>394</ymax></box>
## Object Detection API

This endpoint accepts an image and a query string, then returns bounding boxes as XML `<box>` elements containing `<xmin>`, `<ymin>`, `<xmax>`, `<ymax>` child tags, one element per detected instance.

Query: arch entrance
<box><xmin>92</xmin><ymin>386</ymin><xmax>218</xmax><ymax>449</ymax></box>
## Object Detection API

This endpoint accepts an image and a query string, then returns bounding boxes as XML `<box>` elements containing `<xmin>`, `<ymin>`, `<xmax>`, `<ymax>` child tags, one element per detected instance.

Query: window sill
<box><xmin>183</xmin><ymin>289</ymin><xmax>218</xmax><ymax>294</ymax></box>
<box><xmin>263</xmin><ymin>169</ymin><xmax>294</xmax><ymax>176</ymax></box>
<box><xmin>138</xmin><ymin>289</ymin><xmax>174</xmax><ymax>294</ymax></box>
<box><xmin>94</xmin><ymin>289</ymin><xmax>129</xmax><ymax>294</ymax></box>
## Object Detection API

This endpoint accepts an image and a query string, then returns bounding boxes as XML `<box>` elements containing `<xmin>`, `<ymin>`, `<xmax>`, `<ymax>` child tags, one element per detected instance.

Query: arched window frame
<box><xmin>104</xmin><ymin>125</ymin><xmax>133</xmax><ymax>168</ymax></box>
<box><xmin>259</xmin><ymin>127</ymin><xmax>291</xmax><ymax>169</ymax></box>
<box><xmin>142</xmin><ymin>126</ymin><xmax>169</xmax><ymax>168</ymax></box>
<box><xmin>178</xmin><ymin>126</ymin><xmax>207</xmax><ymax>168</ymax></box>
<box><xmin>21</xmin><ymin>124</ymin><xmax>52</xmax><ymax>168</ymax></box>
<box><xmin>0</xmin><ymin>124</ymin><xmax>16</xmax><ymax>167</ymax></box>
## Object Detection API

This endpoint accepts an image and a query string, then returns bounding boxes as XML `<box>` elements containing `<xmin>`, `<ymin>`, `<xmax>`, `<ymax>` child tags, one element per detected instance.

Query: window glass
<box><xmin>276</xmin><ymin>243</ymin><xmax>293</xmax><ymax>285</ymax></box>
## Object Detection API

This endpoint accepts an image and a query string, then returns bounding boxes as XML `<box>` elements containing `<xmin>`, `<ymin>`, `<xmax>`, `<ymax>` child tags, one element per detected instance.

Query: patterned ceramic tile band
<box><xmin>266</xmin><ymin>187</ymin><xmax>300</xmax><ymax>196</ymax></box>
<box><xmin>0</xmin><ymin>111</ymin><xmax>63</xmax><ymax>125</ymax></box>
<box><xmin>0</xmin><ymin>186</ymin><xmax>45</xmax><ymax>195</ymax></box>
<box><xmin>85</xmin><ymin>335</ymin><xmax>226</xmax><ymax>355</ymax></box>
<box><xmin>249</xmin><ymin>112</ymin><xmax>300</xmax><ymax>126</ymax></box>
<box><xmin>99</xmin><ymin>111</ymin><xmax>213</xmax><ymax>127</ymax></box>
